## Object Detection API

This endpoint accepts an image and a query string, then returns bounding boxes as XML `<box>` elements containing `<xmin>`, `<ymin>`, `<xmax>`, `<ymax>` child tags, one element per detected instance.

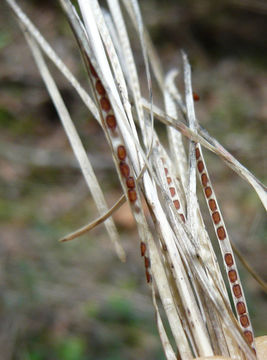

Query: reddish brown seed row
<box><xmin>163</xmin><ymin>166</ymin><xmax>186</xmax><ymax>223</ymax></box>
<box><xmin>225</xmin><ymin>251</ymin><xmax>253</xmax><ymax>343</ymax></box>
<box><xmin>196</xmin><ymin>147</ymin><xmax>226</xmax><ymax>241</ymax></box>
<box><xmin>193</xmin><ymin>91</ymin><xmax>200</xmax><ymax>102</ymax></box>
<box><xmin>88</xmin><ymin>63</ymin><xmax>152</xmax><ymax>286</ymax></box>
<box><xmin>117</xmin><ymin>146</ymin><xmax>137</xmax><ymax>203</ymax></box>
<box><xmin>140</xmin><ymin>242</ymin><xmax>152</xmax><ymax>283</ymax></box>
<box><xmin>89</xmin><ymin>63</ymin><xmax>138</xmax><ymax>205</ymax></box>
<box><xmin>195</xmin><ymin>145</ymin><xmax>255</xmax><ymax>348</ymax></box>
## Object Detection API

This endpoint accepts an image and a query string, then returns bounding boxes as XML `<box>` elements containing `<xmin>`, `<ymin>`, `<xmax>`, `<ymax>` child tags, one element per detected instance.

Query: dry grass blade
<box><xmin>142</xmin><ymin>100</ymin><xmax>267</xmax><ymax>211</ymax></box>
<box><xmin>164</xmin><ymin>72</ymin><xmax>188</xmax><ymax>194</ymax></box>
<box><xmin>5</xmin><ymin>0</ymin><xmax>99</xmax><ymax>122</ymax></box>
<box><xmin>151</xmin><ymin>285</ymin><xmax>177</xmax><ymax>360</ymax></box>
<box><xmin>121</xmin><ymin>0</ymin><xmax>165</xmax><ymax>89</ymax></box>
<box><xmin>22</xmin><ymin>28</ymin><xmax>125</xmax><ymax>262</ymax></box>
<box><xmin>167</xmin><ymin>203</ymin><xmax>256</xmax><ymax>359</ymax></box>
<box><xmin>5</xmin><ymin>0</ymin><xmax>266</xmax><ymax>359</ymax></box>
<box><xmin>183</xmin><ymin>52</ymin><xmax>198</xmax><ymax>242</ymax></box>
<box><xmin>59</xmin><ymin>195</ymin><xmax>126</xmax><ymax>242</ymax></box>
<box><xmin>147</xmin><ymin>231</ymin><xmax>193</xmax><ymax>359</ymax></box>
<box><xmin>107</xmin><ymin>0</ymin><xmax>148</xmax><ymax>147</ymax></box>
<box><xmin>181</xmin><ymin>53</ymin><xmax>257</xmax><ymax>355</ymax></box>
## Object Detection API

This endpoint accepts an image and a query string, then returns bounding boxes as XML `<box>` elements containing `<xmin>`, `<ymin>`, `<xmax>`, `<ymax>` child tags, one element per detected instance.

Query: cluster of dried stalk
<box><xmin>5</xmin><ymin>0</ymin><xmax>267</xmax><ymax>359</ymax></box>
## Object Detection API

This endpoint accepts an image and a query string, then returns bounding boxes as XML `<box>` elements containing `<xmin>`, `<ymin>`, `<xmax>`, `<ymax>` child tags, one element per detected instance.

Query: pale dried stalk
<box><xmin>21</xmin><ymin>27</ymin><xmax>125</xmax><ymax>262</ymax></box>
<box><xmin>6</xmin><ymin>0</ymin><xmax>266</xmax><ymax>359</ymax></box>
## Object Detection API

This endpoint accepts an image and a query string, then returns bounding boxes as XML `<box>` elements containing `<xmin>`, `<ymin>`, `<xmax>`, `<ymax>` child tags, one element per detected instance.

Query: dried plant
<box><xmin>5</xmin><ymin>0</ymin><xmax>267</xmax><ymax>359</ymax></box>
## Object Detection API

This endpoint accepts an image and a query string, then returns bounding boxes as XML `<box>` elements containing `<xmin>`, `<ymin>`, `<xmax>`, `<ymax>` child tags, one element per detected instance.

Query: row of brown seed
<box><xmin>162</xmin><ymin>161</ymin><xmax>186</xmax><ymax>224</ymax></box>
<box><xmin>88</xmin><ymin>61</ymin><xmax>152</xmax><ymax>284</ymax></box>
<box><xmin>89</xmin><ymin>62</ymin><xmax>138</xmax><ymax>206</ymax></box>
<box><xmin>140</xmin><ymin>242</ymin><xmax>152</xmax><ymax>283</ymax></box>
<box><xmin>195</xmin><ymin>144</ymin><xmax>255</xmax><ymax>350</ymax></box>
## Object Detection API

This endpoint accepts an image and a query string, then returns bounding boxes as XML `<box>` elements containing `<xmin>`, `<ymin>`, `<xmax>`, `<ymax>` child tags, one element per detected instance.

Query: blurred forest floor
<box><xmin>0</xmin><ymin>0</ymin><xmax>266</xmax><ymax>359</ymax></box>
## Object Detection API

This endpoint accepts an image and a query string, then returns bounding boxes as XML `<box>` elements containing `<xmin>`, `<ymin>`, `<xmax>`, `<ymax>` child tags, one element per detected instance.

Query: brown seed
<box><xmin>128</xmin><ymin>189</ymin><xmax>137</xmax><ymax>202</ymax></box>
<box><xmin>95</xmin><ymin>80</ymin><xmax>106</xmax><ymax>95</ymax></box>
<box><xmin>236</xmin><ymin>302</ymin><xmax>246</xmax><ymax>315</ymax></box>
<box><xmin>126</xmin><ymin>177</ymin><xmax>135</xmax><ymax>189</ymax></box>
<box><xmin>244</xmin><ymin>331</ymin><xmax>253</xmax><ymax>345</ymax></box>
<box><xmin>145</xmin><ymin>270</ymin><xmax>151</xmax><ymax>283</ymax></box>
<box><xmin>144</xmin><ymin>256</ymin><xmax>150</xmax><ymax>268</ymax></box>
<box><xmin>167</xmin><ymin>177</ymin><xmax>172</xmax><ymax>185</ymax></box>
<box><xmin>217</xmin><ymin>226</ymin><xmax>226</xmax><ymax>240</ymax></box>
<box><xmin>212</xmin><ymin>211</ymin><xmax>221</xmax><ymax>224</ymax></box>
<box><xmin>180</xmin><ymin>214</ymin><xmax>185</xmax><ymax>223</ymax></box>
<box><xmin>106</xmin><ymin>115</ymin><xmax>116</xmax><ymax>129</ymax></box>
<box><xmin>140</xmin><ymin>242</ymin><xmax>146</xmax><ymax>257</ymax></box>
<box><xmin>195</xmin><ymin>147</ymin><xmax>200</xmax><ymax>159</ymax></box>
<box><xmin>164</xmin><ymin>167</ymin><xmax>168</xmax><ymax>175</ymax></box>
<box><xmin>119</xmin><ymin>161</ymin><xmax>130</xmax><ymax>177</ymax></box>
<box><xmin>228</xmin><ymin>269</ymin><xmax>237</xmax><ymax>283</ymax></box>
<box><xmin>162</xmin><ymin>243</ymin><xmax>167</xmax><ymax>251</ymax></box>
<box><xmin>205</xmin><ymin>187</ymin><xmax>212</xmax><ymax>198</ymax></box>
<box><xmin>240</xmin><ymin>315</ymin><xmax>250</xmax><ymax>328</ymax></box>
<box><xmin>233</xmin><ymin>284</ymin><xmax>242</xmax><ymax>298</ymax></box>
<box><xmin>197</xmin><ymin>161</ymin><xmax>204</xmax><ymax>173</ymax></box>
<box><xmin>193</xmin><ymin>91</ymin><xmax>200</xmax><ymax>101</ymax></box>
<box><xmin>173</xmin><ymin>200</ymin><xmax>180</xmax><ymax>210</ymax></box>
<box><xmin>89</xmin><ymin>63</ymin><xmax>98</xmax><ymax>77</ymax></box>
<box><xmin>201</xmin><ymin>173</ymin><xmax>208</xmax><ymax>187</ymax></box>
<box><xmin>208</xmin><ymin>199</ymin><xmax>217</xmax><ymax>211</ymax></box>
<box><xmin>117</xmin><ymin>145</ymin><xmax>127</xmax><ymax>160</ymax></box>
<box><xmin>225</xmin><ymin>253</ymin><xmax>234</xmax><ymax>267</ymax></box>
<box><xmin>100</xmin><ymin>97</ymin><xmax>111</xmax><ymax>112</ymax></box>
<box><xmin>170</xmin><ymin>187</ymin><xmax>176</xmax><ymax>197</ymax></box>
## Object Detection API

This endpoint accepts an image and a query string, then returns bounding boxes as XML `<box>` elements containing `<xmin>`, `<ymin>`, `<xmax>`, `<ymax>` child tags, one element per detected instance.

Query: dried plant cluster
<box><xmin>5</xmin><ymin>0</ymin><xmax>267</xmax><ymax>359</ymax></box>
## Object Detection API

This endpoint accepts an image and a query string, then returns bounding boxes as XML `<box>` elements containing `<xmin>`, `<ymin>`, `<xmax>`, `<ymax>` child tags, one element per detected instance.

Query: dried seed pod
<box><xmin>100</xmin><ymin>97</ymin><xmax>111</xmax><ymax>112</ymax></box>
<box><xmin>212</xmin><ymin>211</ymin><xmax>221</xmax><ymax>224</ymax></box>
<box><xmin>173</xmin><ymin>200</ymin><xmax>180</xmax><ymax>210</ymax></box>
<box><xmin>119</xmin><ymin>161</ymin><xmax>130</xmax><ymax>178</ymax></box>
<box><xmin>140</xmin><ymin>242</ymin><xmax>146</xmax><ymax>257</ymax></box>
<box><xmin>95</xmin><ymin>80</ymin><xmax>106</xmax><ymax>95</ymax></box>
<box><xmin>233</xmin><ymin>284</ymin><xmax>242</xmax><ymax>298</ymax></box>
<box><xmin>169</xmin><ymin>187</ymin><xmax>176</xmax><ymax>197</ymax></box>
<box><xmin>217</xmin><ymin>226</ymin><xmax>226</xmax><ymax>240</ymax></box>
<box><xmin>201</xmin><ymin>173</ymin><xmax>208</xmax><ymax>187</ymax></box>
<box><xmin>144</xmin><ymin>256</ymin><xmax>150</xmax><ymax>268</ymax></box>
<box><xmin>225</xmin><ymin>253</ymin><xmax>234</xmax><ymax>267</ymax></box>
<box><xmin>117</xmin><ymin>145</ymin><xmax>127</xmax><ymax>160</ymax></box>
<box><xmin>89</xmin><ymin>63</ymin><xmax>98</xmax><ymax>77</ymax></box>
<box><xmin>197</xmin><ymin>161</ymin><xmax>204</xmax><ymax>173</ymax></box>
<box><xmin>228</xmin><ymin>269</ymin><xmax>237</xmax><ymax>283</ymax></box>
<box><xmin>128</xmin><ymin>189</ymin><xmax>137</xmax><ymax>203</ymax></box>
<box><xmin>236</xmin><ymin>302</ymin><xmax>246</xmax><ymax>315</ymax></box>
<box><xmin>145</xmin><ymin>270</ymin><xmax>151</xmax><ymax>283</ymax></box>
<box><xmin>240</xmin><ymin>315</ymin><xmax>250</xmax><ymax>328</ymax></box>
<box><xmin>126</xmin><ymin>177</ymin><xmax>135</xmax><ymax>189</ymax></box>
<box><xmin>205</xmin><ymin>187</ymin><xmax>212</xmax><ymax>198</ymax></box>
<box><xmin>208</xmin><ymin>199</ymin><xmax>217</xmax><ymax>211</ymax></box>
<box><xmin>193</xmin><ymin>91</ymin><xmax>200</xmax><ymax>101</ymax></box>
<box><xmin>106</xmin><ymin>115</ymin><xmax>117</xmax><ymax>130</ymax></box>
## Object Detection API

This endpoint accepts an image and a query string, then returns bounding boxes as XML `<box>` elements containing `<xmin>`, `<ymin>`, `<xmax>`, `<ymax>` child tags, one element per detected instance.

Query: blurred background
<box><xmin>0</xmin><ymin>0</ymin><xmax>266</xmax><ymax>359</ymax></box>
